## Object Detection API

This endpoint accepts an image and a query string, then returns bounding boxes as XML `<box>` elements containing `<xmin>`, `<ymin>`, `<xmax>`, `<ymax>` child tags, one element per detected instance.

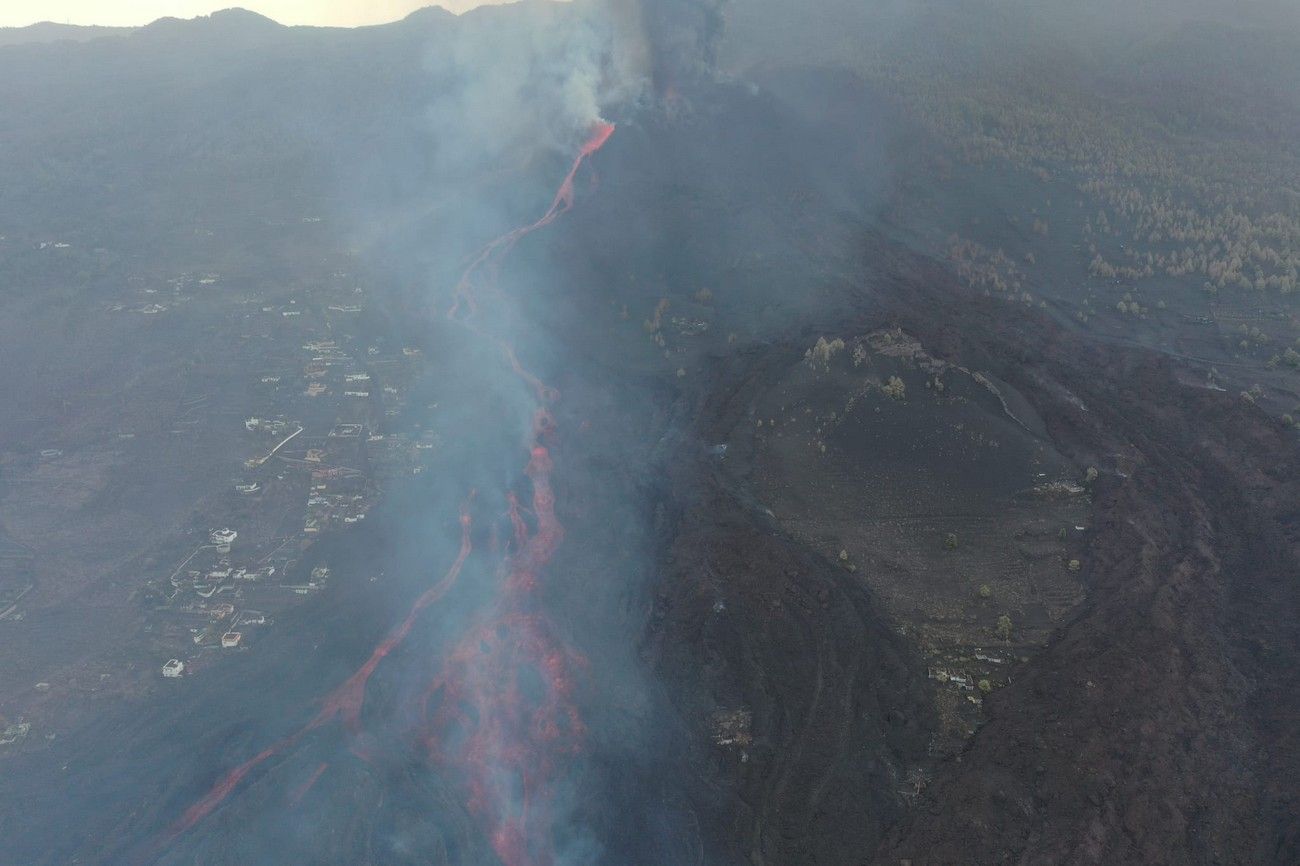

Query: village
<box><xmin>0</xmin><ymin>193</ymin><xmax>463</xmax><ymax>757</ymax></box>
<box><xmin>132</xmin><ymin>268</ymin><xmax>437</xmax><ymax>681</ymax></box>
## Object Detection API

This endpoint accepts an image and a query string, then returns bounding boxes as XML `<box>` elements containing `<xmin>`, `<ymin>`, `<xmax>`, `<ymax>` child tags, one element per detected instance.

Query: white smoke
<box><xmin>418</xmin><ymin>0</ymin><xmax>653</xmax><ymax>180</ymax></box>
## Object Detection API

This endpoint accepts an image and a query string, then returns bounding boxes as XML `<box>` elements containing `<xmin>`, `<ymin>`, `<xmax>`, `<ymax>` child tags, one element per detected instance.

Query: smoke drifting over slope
<box><xmin>413</xmin><ymin>0</ymin><xmax>725</xmax><ymax>175</ymax></box>
<box><xmin>150</xmin><ymin>1</ymin><xmax>742</xmax><ymax>862</ymax></box>
<box><xmin>603</xmin><ymin>0</ymin><xmax>727</xmax><ymax>87</ymax></box>
<box><xmin>5</xmin><ymin>1</ymin><xmax>1297</xmax><ymax>864</ymax></box>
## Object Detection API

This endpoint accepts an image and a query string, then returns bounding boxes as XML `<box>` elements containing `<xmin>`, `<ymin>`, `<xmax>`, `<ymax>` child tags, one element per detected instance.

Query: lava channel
<box><xmin>162</xmin><ymin>121</ymin><xmax>614</xmax><ymax>866</ymax></box>
<box><xmin>429</xmin><ymin>121</ymin><xmax>614</xmax><ymax>866</ymax></box>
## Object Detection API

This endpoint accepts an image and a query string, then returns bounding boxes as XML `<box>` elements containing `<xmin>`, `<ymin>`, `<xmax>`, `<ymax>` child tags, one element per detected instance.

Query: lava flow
<box><xmin>161</xmin><ymin>122</ymin><xmax>614</xmax><ymax>866</ymax></box>
<box><xmin>429</xmin><ymin>121</ymin><xmax>614</xmax><ymax>866</ymax></box>
<box><xmin>289</xmin><ymin>762</ymin><xmax>330</xmax><ymax>808</ymax></box>
<box><xmin>450</xmin><ymin>121</ymin><xmax>615</xmax><ymax>323</ymax></box>
<box><xmin>419</xmin><ymin>412</ymin><xmax>584</xmax><ymax>866</ymax></box>
<box><xmin>163</xmin><ymin>501</ymin><xmax>473</xmax><ymax>841</ymax></box>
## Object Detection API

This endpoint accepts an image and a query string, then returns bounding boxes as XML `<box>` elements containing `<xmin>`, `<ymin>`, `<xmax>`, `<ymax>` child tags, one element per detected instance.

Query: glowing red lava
<box><xmin>165</xmin><ymin>501</ymin><xmax>473</xmax><ymax>840</ymax></box>
<box><xmin>450</xmin><ymin>122</ymin><xmax>616</xmax><ymax>323</ymax></box>
<box><xmin>419</xmin><ymin>410</ymin><xmax>582</xmax><ymax>866</ymax></box>
<box><xmin>289</xmin><ymin>762</ymin><xmax>330</xmax><ymax>808</ymax></box>
<box><xmin>431</xmin><ymin>121</ymin><xmax>614</xmax><ymax>866</ymax></box>
<box><xmin>165</xmin><ymin>121</ymin><xmax>614</xmax><ymax>866</ymax></box>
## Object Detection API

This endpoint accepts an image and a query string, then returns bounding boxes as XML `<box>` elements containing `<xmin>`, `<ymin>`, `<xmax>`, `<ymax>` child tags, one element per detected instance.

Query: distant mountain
<box><xmin>398</xmin><ymin>6</ymin><xmax>457</xmax><ymax>27</ymax></box>
<box><xmin>0</xmin><ymin>6</ymin><xmax>454</xmax><ymax>50</ymax></box>
<box><xmin>0</xmin><ymin>21</ymin><xmax>132</xmax><ymax>47</ymax></box>
<box><xmin>139</xmin><ymin>7</ymin><xmax>284</xmax><ymax>35</ymax></box>
<box><xmin>0</xmin><ymin>0</ymin><xmax>584</xmax><ymax>249</ymax></box>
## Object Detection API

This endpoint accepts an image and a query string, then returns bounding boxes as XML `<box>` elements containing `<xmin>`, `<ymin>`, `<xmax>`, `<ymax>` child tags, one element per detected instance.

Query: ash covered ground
<box><xmin>1</xmin><ymin>2</ymin><xmax>1299</xmax><ymax>865</ymax></box>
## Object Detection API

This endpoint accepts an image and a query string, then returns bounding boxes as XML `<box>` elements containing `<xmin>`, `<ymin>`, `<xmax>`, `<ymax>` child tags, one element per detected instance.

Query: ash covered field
<box><xmin>1</xmin><ymin>1</ymin><xmax>1299</xmax><ymax>865</ymax></box>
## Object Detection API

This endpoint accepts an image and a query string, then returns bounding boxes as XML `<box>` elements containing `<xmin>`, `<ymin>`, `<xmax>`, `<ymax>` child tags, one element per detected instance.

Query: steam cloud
<box><xmin>157</xmin><ymin>0</ymin><xmax>738</xmax><ymax>861</ymax></box>
<box><xmin>422</xmin><ymin>0</ymin><xmax>728</xmax><ymax>167</ymax></box>
<box><xmin>602</xmin><ymin>0</ymin><xmax>729</xmax><ymax>89</ymax></box>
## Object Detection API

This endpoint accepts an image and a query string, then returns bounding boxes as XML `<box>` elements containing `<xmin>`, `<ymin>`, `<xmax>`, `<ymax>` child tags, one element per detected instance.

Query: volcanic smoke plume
<box><xmin>162</xmin><ymin>122</ymin><xmax>616</xmax><ymax>866</ymax></box>
<box><xmin>159</xmin><ymin>0</ymin><xmax>721</xmax><ymax>856</ymax></box>
<box><xmin>604</xmin><ymin>0</ymin><xmax>728</xmax><ymax>89</ymax></box>
<box><xmin>431</xmin><ymin>124</ymin><xmax>615</xmax><ymax>862</ymax></box>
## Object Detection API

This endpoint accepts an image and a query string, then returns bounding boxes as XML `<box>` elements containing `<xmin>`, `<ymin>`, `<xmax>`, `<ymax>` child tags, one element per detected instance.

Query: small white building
<box><xmin>209</xmin><ymin>528</ymin><xmax>237</xmax><ymax>553</ymax></box>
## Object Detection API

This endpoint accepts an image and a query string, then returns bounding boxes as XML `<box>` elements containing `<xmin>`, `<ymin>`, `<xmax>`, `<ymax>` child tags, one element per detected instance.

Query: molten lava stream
<box><xmin>450</xmin><ymin>121</ymin><xmax>614</xmax><ymax>324</ymax></box>
<box><xmin>420</xmin><ymin>424</ymin><xmax>585</xmax><ymax>866</ymax></box>
<box><xmin>163</xmin><ymin>122</ymin><xmax>613</xmax><ymax>866</ymax></box>
<box><xmin>162</xmin><ymin>503</ymin><xmax>473</xmax><ymax>843</ymax></box>
<box><xmin>430</xmin><ymin>121</ymin><xmax>613</xmax><ymax>866</ymax></box>
<box><xmin>289</xmin><ymin>762</ymin><xmax>329</xmax><ymax>808</ymax></box>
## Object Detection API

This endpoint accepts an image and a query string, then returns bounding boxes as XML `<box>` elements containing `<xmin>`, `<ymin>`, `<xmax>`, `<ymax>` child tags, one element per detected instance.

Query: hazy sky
<box><xmin>0</xmin><ymin>1</ymin><xmax>503</xmax><ymax>28</ymax></box>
